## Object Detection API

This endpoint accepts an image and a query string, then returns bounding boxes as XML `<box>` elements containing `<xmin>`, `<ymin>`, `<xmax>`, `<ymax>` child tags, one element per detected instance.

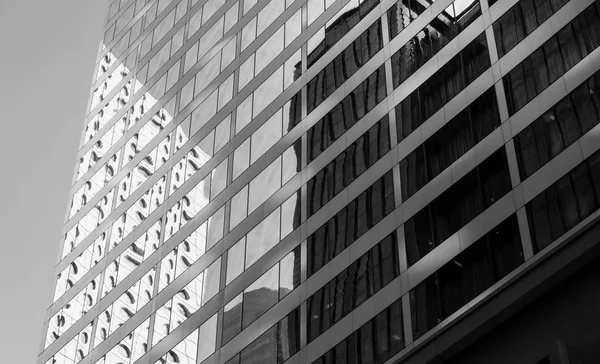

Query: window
<box><xmin>504</xmin><ymin>4</ymin><xmax>600</xmax><ymax>116</ymax></box>
<box><xmin>308</xmin><ymin>65</ymin><xmax>387</xmax><ymax>163</ymax></box>
<box><xmin>308</xmin><ymin>171</ymin><xmax>395</xmax><ymax>276</ymax></box>
<box><xmin>405</xmin><ymin>149</ymin><xmax>511</xmax><ymax>266</ymax></box>
<box><xmin>400</xmin><ymin>88</ymin><xmax>500</xmax><ymax>200</ymax></box>
<box><xmin>410</xmin><ymin>215</ymin><xmax>523</xmax><ymax>339</ymax></box>
<box><xmin>390</xmin><ymin>0</ymin><xmax>482</xmax><ymax>89</ymax></box>
<box><xmin>308</xmin><ymin>116</ymin><xmax>390</xmax><ymax>217</ymax></box>
<box><xmin>527</xmin><ymin>149</ymin><xmax>600</xmax><ymax>252</ymax></box>
<box><xmin>313</xmin><ymin>298</ymin><xmax>404</xmax><ymax>364</ymax></box>
<box><xmin>307</xmin><ymin>232</ymin><xmax>399</xmax><ymax>342</ymax></box>
<box><xmin>307</xmin><ymin>20</ymin><xmax>383</xmax><ymax>113</ymax></box>
<box><xmin>396</xmin><ymin>33</ymin><xmax>491</xmax><ymax>141</ymax></box>
<box><xmin>514</xmin><ymin>71</ymin><xmax>600</xmax><ymax>179</ymax></box>
<box><xmin>493</xmin><ymin>0</ymin><xmax>569</xmax><ymax>58</ymax></box>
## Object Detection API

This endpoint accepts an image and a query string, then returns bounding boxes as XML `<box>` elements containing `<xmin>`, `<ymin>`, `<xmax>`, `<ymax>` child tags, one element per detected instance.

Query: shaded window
<box><xmin>411</xmin><ymin>215</ymin><xmax>523</xmax><ymax>339</ymax></box>
<box><xmin>308</xmin><ymin>65</ymin><xmax>387</xmax><ymax>163</ymax></box>
<box><xmin>400</xmin><ymin>87</ymin><xmax>500</xmax><ymax>200</ymax></box>
<box><xmin>514</xmin><ymin>70</ymin><xmax>600</xmax><ymax>180</ymax></box>
<box><xmin>313</xmin><ymin>299</ymin><xmax>404</xmax><ymax>364</ymax></box>
<box><xmin>405</xmin><ymin>149</ymin><xmax>511</xmax><ymax>266</ymax></box>
<box><xmin>390</xmin><ymin>0</ymin><xmax>481</xmax><ymax>89</ymax></box>
<box><xmin>396</xmin><ymin>32</ymin><xmax>491</xmax><ymax>141</ymax></box>
<box><xmin>493</xmin><ymin>0</ymin><xmax>569</xmax><ymax>58</ymax></box>
<box><xmin>307</xmin><ymin>232</ymin><xmax>399</xmax><ymax>343</ymax></box>
<box><xmin>308</xmin><ymin>171</ymin><xmax>395</xmax><ymax>276</ymax></box>
<box><xmin>307</xmin><ymin>20</ymin><xmax>383</xmax><ymax>114</ymax></box>
<box><xmin>527</xmin><ymin>149</ymin><xmax>600</xmax><ymax>252</ymax></box>
<box><xmin>503</xmin><ymin>2</ymin><xmax>600</xmax><ymax>116</ymax></box>
<box><xmin>308</xmin><ymin>116</ymin><xmax>390</xmax><ymax>217</ymax></box>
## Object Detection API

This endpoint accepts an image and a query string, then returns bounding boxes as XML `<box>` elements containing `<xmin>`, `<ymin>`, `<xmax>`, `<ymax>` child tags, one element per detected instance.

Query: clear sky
<box><xmin>0</xmin><ymin>0</ymin><xmax>107</xmax><ymax>361</ymax></box>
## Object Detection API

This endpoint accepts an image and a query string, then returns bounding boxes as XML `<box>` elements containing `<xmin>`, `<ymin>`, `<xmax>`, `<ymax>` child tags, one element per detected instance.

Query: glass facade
<box><xmin>39</xmin><ymin>0</ymin><xmax>600</xmax><ymax>363</ymax></box>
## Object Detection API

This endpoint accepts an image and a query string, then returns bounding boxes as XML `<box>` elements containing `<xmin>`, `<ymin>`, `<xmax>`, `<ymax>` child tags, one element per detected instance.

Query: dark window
<box><xmin>405</xmin><ymin>149</ymin><xmax>511</xmax><ymax>266</ymax></box>
<box><xmin>387</xmin><ymin>0</ymin><xmax>429</xmax><ymax>39</ymax></box>
<box><xmin>527</xmin><ymin>149</ymin><xmax>600</xmax><ymax>252</ymax></box>
<box><xmin>313</xmin><ymin>299</ymin><xmax>404</xmax><ymax>364</ymax></box>
<box><xmin>493</xmin><ymin>0</ymin><xmax>569</xmax><ymax>58</ymax></box>
<box><xmin>308</xmin><ymin>116</ymin><xmax>390</xmax><ymax>217</ymax></box>
<box><xmin>307</xmin><ymin>233</ymin><xmax>399</xmax><ymax>343</ymax></box>
<box><xmin>307</xmin><ymin>0</ymin><xmax>381</xmax><ymax>69</ymax></box>
<box><xmin>503</xmin><ymin>3</ymin><xmax>600</xmax><ymax>116</ymax></box>
<box><xmin>514</xmin><ymin>70</ymin><xmax>600</xmax><ymax>180</ymax></box>
<box><xmin>396</xmin><ymin>32</ymin><xmax>491</xmax><ymax>141</ymax></box>
<box><xmin>400</xmin><ymin>87</ymin><xmax>500</xmax><ymax>201</ymax></box>
<box><xmin>390</xmin><ymin>0</ymin><xmax>482</xmax><ymax>89</ymax></box>
<box><xmin>307</xmin><ymin>20</ymin><xmax>383</xmax><ymax>114</ymax></box>
<box><xmin>308</xmin><ymin>171</ymin><xmax>395</xmax><ymax>277</ymax></box>
<box><xmin>410</xmin><ymin>215</ymin><xmax>523</xmax><ymax>339</ymax></box>
<box><xmin>308</xmin><ymin>65</ymin><xmax>387</xmax><ymax>163</ymax></box>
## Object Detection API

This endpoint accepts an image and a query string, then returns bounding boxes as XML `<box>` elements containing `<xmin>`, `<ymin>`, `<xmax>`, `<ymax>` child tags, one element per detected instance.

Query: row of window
<box><xmin>306</xmin><ymin>19</ymin><xmax>383</xmax><ymax>115</ymax></box>
<box><xmin>390</xmin><ymin>0</ymin><xmax>481</xmax><ymax>89</ymax></box>
<box><xmin>400</xmin><ymin>87</ymin><xmax>500</xmax><ymax>201</ymax></box>
<box><xmin>527</xmin><ymin>148</ymin><xmax>600</xmax><ymax>252</ymax></box>
<box><xmin>503</xmin><ymin>1</ymin><xmax>600</xmax><ymax>116</ymax></box>
<box><xmin>308</xmin><ymin>115</ymin><xmax>390</xmax><ymax>218</ymax></box>
<box><xmin>312</xmin><ymin>298</ymin><xmax>404</xmax><ymax>364</ymax></box>
<box><xmin>410</xmin><ymin>214</ymin><xmax>524</xmax><ymax>339</ymax></box>
<box><xmin>515</xmin><ymin>70</ymin><xmax>600</xmax><ymax>180</ymax></box>
<box><xmin>306</xmin><ymin>65</ymin><xmax>387</xmax><ymax>164</ymax></box>
<box><xmin>307</xmin><ymin>170</ymin><xmax>395</xmax><ymax>277</ymax></box>
<box><xmin>307</xmin><ymin>232</ymin><xmax>399</xmax><ymax>343</ymax></box>
<box><xmin>493</xmin><ymin>0</ymin><xmax>569</xmax><ymax>59</ymax></box>
<box><xmin>310</xmin><ymin>143</ymin><xmax>600</xmax><ymax>362</ymax></box>
<box><xmin>396</xmin><ymin>33</ymin><xmax>491</xmax><ymax>141</ymax></box>
<box><xmin>404</xmin><ymin>149</ymin><xmax>512</xmax><ymax>267</ymax></box>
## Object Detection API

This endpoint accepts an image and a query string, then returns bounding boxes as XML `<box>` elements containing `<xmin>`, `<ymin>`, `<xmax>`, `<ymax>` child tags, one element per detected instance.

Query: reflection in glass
<box><xmin>279</xmin><ymin>247</ymin><xmax>301</xmax><ymax>299</ymax></box>
<box><xmin>243</xmin><ymin>264</ymin><xmax>279</xmax><ymax>328</ymax></box>
<box><xmin>226</xmin><ymin>238</ymin><xmax>246</xmax><ymax>284</ymax></box>
<box><xmin>222</xmin><ymin>293</ymin><xmax>243</xmax><ymax>344</ymax></box>
<box><xmin>245</xmin><ymin>209</ymin><xmax>280</xmax><ymax>267</ymax></box>
<box><xmin>198</xmin><ymin>313</ymin><xmax>218</xmax><ymax>362</ymax></box>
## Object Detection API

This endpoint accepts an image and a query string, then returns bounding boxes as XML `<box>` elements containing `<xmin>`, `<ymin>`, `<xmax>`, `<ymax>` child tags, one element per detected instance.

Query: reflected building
<box><xmin>40</xmin><ymin>0</ymin><xmax>600</xmax><ymax>364</ymax></box>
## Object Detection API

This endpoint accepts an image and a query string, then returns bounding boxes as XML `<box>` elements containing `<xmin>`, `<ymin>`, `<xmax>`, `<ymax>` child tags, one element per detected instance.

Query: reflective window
<box><xmin>307</xmin><ymin>65</ymin><xmax>387</xmax><ymax>163</ymax></box>
<box><xmin>400</xmin><ymin>87</ymin><xmax>500</xmax><ymax>201</ymax></box>
<box><xmin>307</xmin><ymin>19</ymin><xmax>383</xmax><ymax>114</ymax></box>
<box><xmin>504</xmin><ymin>4</ymin><xmax>600</xmax><ymax>116</ymax></box>
<box><xmin>313</xmin><ymin>298</ymin><xmax>404</xmax><ymax>364</ymax></box>
<box><xmin>308</xmin><ymin>0</ymin><xmax>381</xmax><ymax>69</ymax></box>
<box><xmin>515</xmin><ymin>71</ymin><xmax>600</xmax><ymax>180</ymax></box>
<box><xmin>390</xmin><ymin>0</ymin><xmax>481</xmax><ymax>89</ymax></box>
<box><xmin>527</xmin><ymin>150</ymin><xmax>600</xmax><ymax>252</ymax></box>
<box><xmin>237</xmin><ymin>308</ymin><xmax>300</xmax><ymax>364</ymax></box>
<box><xmin>404</xmin><ymin>149</ymin><xmax>512</xmax><ymax>266</ymax></box>
<box><xmin>308</xmin><ymin>170</ymin><xmax>395</xmax><ymax>277</ymax></box>
<box><xmin>396</xmin><ymin>33</ymin><xmax>490</xmax><ymax>141</ymax></box>
<box><xmin>387</xmin><ymin>0</ymin><xmax>429</xmax><ymax>39</ymax></box>
<box><xmin>308</xmin><ymin>115</ymin><xmax>390</xmax><ymax>217</ymax></box>
<box><xmin>493</xmin><ymin>0</ymin><xmax>569</xmax><ymax>58</ymax></box>
<box><xmin>410</xmin><ymin>215</ymin><xmax>523</xmax><ymax>339</ymax></box>
<box><xmin>307</xmin><ymin>232</ymin><xmax>399</xmax><ymax>342</ymax></box>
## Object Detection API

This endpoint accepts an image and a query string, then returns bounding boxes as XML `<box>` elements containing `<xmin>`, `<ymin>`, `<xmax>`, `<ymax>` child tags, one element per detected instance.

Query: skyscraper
<box><xmin>39</xmin><ymin>0</ymin><xmax>600</xmax><ymax>363</ymax></box>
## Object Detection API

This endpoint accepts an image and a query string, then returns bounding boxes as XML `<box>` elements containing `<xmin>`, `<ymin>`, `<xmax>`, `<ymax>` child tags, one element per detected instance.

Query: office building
<box><xmin>39</xmin><ymin>0</ymin><xmax>600</xmax><ymax>363</ymax></box>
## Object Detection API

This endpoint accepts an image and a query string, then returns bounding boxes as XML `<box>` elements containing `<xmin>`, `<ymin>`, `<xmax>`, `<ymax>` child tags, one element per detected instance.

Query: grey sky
<box><xmin>0</xmin><ymin>0</ymin><xmax>107</xmax><ymax>361</ymax></box>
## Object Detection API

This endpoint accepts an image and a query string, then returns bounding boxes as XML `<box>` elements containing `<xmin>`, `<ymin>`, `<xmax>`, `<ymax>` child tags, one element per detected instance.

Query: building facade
<box><xmin>39</xmin><ymin>0</ymin><xmax>600</xmax><ymax>363</ymax></box>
